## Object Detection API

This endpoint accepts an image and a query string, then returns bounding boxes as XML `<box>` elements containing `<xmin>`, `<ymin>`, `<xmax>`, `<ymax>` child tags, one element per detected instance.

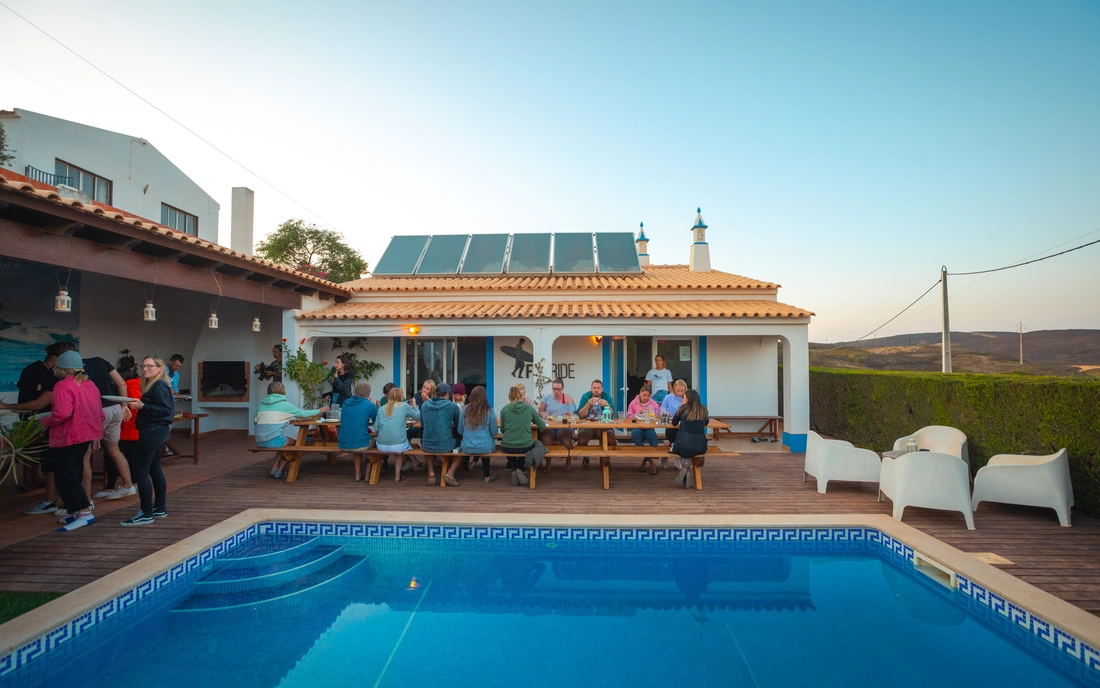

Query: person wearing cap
<box><xmin>451</xmin><ymin>382</ymin><xmax>467</xmax><ymax>410</ymax></box>
<box><xmin>339</xmin><ymin>381</ymin><xmax>378</xmax><ymax>482</ymax></box>
<box><xmin>39</xmin><ymin>350</ymin><xmax>104</xmax><ymax>531</ymax></box>
<box><xmin>419</xmin><ymin>382</ymin><xmax>463</xmax><ymax>486</ymax></box>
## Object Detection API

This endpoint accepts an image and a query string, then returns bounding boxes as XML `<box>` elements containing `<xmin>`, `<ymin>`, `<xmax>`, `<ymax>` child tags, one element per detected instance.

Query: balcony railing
<box><xmin>25</xmin><ymin>165</ymin><xmax>75</xmax><ymax>187</ymax></box>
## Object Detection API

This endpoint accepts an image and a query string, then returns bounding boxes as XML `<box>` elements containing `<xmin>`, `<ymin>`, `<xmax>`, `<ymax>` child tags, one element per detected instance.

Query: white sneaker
<box><xmin>93</xmin><ymin>489</ymin><xmax>114</xmax><ymax>499</ymax></box>
<box><xmin>105</xmin><ymin>485</ymin><xmax>137</xmax><ymax>500</ymax></box>
<box><xmin>25</xmin><ymin>501</ymin><xmax>60</xmax><ymax>515</ymax></box>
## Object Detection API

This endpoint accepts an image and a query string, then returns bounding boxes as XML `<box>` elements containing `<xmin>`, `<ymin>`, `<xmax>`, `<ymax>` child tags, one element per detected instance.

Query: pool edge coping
<box><xmin>2</xmin><ymin>510</ymin><xmax>1098</xmax><ymax>656</ymax></box>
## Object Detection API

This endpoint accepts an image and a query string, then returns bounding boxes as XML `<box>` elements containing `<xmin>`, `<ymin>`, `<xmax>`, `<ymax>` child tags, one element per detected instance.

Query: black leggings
<box><xmin>53</xmin><ymin>442</ymin><xmax>91</xmax><ymax>513</ymax></box>
<box><xmin>665</xmin><ymin>428</ymin><xmax>678</xmax><ymax>446</ymax></box>
<box><xmin>132</xmin><ymin>426</ymin><xmax>170</xmax><ymax>514</ymax></box>
<box><xmin>106</xmin><ymin>440</ymin><xmax>138</xmax><ymax>490</ymax></box>
<box><xmin>502</xmin><ymin>445</ymin><xmax>533</xmax><ymax>471</ymax></box>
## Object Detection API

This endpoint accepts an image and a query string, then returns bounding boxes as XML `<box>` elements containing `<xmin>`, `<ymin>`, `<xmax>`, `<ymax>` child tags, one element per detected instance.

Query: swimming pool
<box><xmin>2</xmin><ymin>513</ymin><xmax>1098</xmax><ymax>687</ymax></box>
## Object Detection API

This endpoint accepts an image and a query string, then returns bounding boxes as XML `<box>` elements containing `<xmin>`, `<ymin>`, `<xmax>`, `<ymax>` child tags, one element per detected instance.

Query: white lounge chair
<box><xmin>893</xmin><ymin>426</ymin><xmax>970</xmax><ymax>473</ymax></box>
<box><xmin>971</xmin><ymin>449</ymin><xmax>1073</xmax><ymax>526</ymax></box>
<box><xmin>879</xmin><ymin>451</ymin><xmax>975</xmax><ymax>530</ymax></box>
<box><xmin>804</xmin><ymin>431</ymin><xmax>881</xmax><ymax>494</ymax></box>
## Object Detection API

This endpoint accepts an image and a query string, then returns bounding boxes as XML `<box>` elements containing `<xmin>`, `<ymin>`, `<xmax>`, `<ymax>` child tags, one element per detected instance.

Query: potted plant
<box><xmin>281</xmin><ymin>338</ymin><xmax>334</xmax><ymax>409</ymax></box>
<box><xmin>0</xmin><ymin>416</ymin><xmax>46</xmax><ymax>487</ymax></box>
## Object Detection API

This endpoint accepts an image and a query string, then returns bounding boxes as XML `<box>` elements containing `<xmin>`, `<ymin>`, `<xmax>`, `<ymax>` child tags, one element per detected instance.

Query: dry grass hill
<box><xmin>809</xmin><ymin>330</ymin><xmax>1100</xmax><ymax>377</ymax></box>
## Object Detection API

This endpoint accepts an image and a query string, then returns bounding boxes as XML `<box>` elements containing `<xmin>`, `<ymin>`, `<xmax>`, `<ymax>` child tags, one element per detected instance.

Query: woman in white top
<box><xmin>645</xmin><ymin>354</ymin><xmax>675</xmax><ymax>404</ymax></box>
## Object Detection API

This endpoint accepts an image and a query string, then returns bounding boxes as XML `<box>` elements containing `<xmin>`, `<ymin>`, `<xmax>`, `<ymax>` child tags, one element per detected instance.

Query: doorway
<box><xmin>625</xmin><ymin>337</ymin><xmax>694</xmax><ymax>402</ymax></box>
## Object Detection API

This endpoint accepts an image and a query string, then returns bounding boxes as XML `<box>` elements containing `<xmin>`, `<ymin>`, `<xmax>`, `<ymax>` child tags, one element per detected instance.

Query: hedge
<box><xmin>808</xmin><ymin>368</ymin><xmax>1100</xmax><ymax>516</ymax></box>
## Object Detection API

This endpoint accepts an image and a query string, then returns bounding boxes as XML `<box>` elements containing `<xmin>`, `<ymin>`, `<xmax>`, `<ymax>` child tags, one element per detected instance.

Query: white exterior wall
<box><xmin>0</xmin><ymin>109</ymin><xmax>219</xmax><ymax>242</ymax></box>
<box><xmin>703</xmin><ymin>336</ymin><xmax>779</xmax><ymax>431</ymax></box>
<box><xmin>311</xmin><ymin>337</ymin><xmax>394</xmax><ymax>398</ymax></box>
<box><xmin>551</xmin><ymin>336</ymin><xmax>603</xmax><ymax>401</ymax></box>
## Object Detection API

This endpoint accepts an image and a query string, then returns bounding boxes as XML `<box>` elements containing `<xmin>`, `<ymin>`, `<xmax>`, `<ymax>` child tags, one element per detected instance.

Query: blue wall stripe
<box><xmin>698</xmin><ymin>336</ymin><xmax>708</xmax><ymax>406</ymax></box>
<box><xmin>485</xmin><ymin>337</ymin><xmax>494</xmax><ymax>404</ymax></box>
<box><xmin>601</xmin><ymin>337</ymin><xmax>611</xmax><ymax>397</ymax></box>
<box><xmin>392</xmin><ymin>338</ymin><xmax>401</xmax><ymax>389</ymax></box>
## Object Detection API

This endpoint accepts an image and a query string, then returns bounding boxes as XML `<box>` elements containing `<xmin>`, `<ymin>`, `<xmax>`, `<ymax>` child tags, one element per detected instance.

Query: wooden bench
<box><xmin>354</xmin><ymin>448</ymin><xmax>570</xmax><ymax>489</ymax></box>
<box><xmin>712</xmin><ymin>416</ymin><xmax>781</xmax><ymax>441</ymax></box>
<box><xmin>565</xmin><ymin>445</ymin><xmax>741</xmax><ymax>491</ymax></box>
<box><xmin>248</xmin><ymin>444</ymin><xmax>340</xmax><ymax>483</ymax></box>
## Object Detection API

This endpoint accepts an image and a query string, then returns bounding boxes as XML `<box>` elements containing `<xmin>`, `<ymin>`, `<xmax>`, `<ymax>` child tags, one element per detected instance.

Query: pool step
<box><xmin>172</xmin><ymin>555</ymin><xmax>366</xmax><ymax>615</ymax></box>
<box><xmin>194</xmin><ymin>545</ymin><xmax>344</xmax><ymax>594</ymax></box>
<box><xmin>216</xmin><ymin>534</ymin><xmax>320</xmax><ymax>570</ymax></box>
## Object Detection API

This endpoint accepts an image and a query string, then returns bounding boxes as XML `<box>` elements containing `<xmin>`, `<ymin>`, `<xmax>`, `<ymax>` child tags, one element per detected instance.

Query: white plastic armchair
<box><xmin>893</xmin><ymin>426</ymin><xmax>970</xmax><ymax>473</ymax></box>
<box><xmin>879</xmin><ymin>451</ymin><xmax>975</xmax><ymax>530</ymax></box>
<box><xmin>972</xmin><ymin>449</ymin><xmax>1073</xmax><ymax>526</ymax></box>
<box><xmin>804</xmin><ymin>431</ymin><xmax>881</xmax><ymax>494</ymax></box>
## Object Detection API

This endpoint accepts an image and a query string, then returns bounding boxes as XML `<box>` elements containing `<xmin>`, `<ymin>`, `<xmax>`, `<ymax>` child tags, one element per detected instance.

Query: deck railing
<box><xmin>24</xmin><ymin>165</ymin><xmax>75</xmax><ymax>187</ymax></box>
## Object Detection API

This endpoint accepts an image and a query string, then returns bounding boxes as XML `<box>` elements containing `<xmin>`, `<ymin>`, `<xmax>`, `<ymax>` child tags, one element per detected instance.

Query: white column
<box><xmin>781</xmin><ymin>327</ymin><xmax>810</xmax><ymax>451</ymax></box>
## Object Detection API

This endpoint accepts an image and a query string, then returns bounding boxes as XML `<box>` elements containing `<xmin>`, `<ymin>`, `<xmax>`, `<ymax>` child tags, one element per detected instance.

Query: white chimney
<box><xmin>230</xmin><ymin>187</ymin><xmax>254</xmax><ymax>256</ymax></box>
<box><xmin>635</xmin><ymin>222</ymin><xmax>650</xmax><ymax>267</ymax></box>
<box><xmin>689</xmin><ymin>207</ymin><xmax>711</xmax><ymax>272</ymax></box>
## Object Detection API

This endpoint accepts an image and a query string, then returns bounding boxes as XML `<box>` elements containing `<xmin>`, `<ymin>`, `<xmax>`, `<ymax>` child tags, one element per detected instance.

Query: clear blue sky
<box><xmin>2</xmin><ymin>0</ymin><xmax>1098</xmax><ymax>341</ymax></box>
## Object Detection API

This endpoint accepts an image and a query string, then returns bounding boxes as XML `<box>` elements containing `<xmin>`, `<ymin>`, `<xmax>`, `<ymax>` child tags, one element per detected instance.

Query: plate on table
<box><xmin>102</xmin><ymin>395</ymin><xmax>139</xmax><ymax>403</ymax></box>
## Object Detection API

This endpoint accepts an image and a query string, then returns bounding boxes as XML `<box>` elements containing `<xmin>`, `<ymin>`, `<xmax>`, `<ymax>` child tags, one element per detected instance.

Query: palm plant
<box><xmin>0</xmin><ymin>415</ymin><xmax>46</xmax><ymax>487</ymax></box>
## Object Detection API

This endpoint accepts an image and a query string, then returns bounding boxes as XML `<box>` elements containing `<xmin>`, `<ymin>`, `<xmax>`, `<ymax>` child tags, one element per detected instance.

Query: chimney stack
<box><xmin>230</xmin><ymin>187</ymin><xmax>254</xmax><ymax>256</ymax></box>
<box><xmin>635</xmin><ymin>222</ymin><xmax>650</xmax><ymax>267</ymax></box>
<box><xmin>689</xmin><ymin>207</ymin><xmax>710</xmax><ymax>272</ymax></box>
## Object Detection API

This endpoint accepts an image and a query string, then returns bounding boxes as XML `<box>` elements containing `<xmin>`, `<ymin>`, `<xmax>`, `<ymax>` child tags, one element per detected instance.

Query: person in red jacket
<box><xmin>99</xmin><ymin>360</ymin><xmax>142</xmax><ymax>499</ymax></box>
<box><xmin>39</xmin><ymin>351</ymin><xmax>104</xmax><ymax>531</ymax></box>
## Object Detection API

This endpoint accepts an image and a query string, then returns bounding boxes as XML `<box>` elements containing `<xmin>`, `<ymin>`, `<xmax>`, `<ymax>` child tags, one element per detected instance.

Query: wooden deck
<box><xmin>1</xmin><ymin>434</ymin><xmax>1098</xmax><ymax>617</ymax></box>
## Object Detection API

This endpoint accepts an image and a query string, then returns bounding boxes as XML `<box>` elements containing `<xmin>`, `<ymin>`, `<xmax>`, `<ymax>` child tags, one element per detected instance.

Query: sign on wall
<box><xmin>499</xmin><ymin>337</ymin><xmax>576</xmax><ymax>380</ymax></box>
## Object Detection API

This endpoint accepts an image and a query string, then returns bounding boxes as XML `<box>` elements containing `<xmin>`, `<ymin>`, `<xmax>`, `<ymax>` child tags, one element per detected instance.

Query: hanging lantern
<box><xmin>54</xmin><ymin>288</ymin><xmax>72</xmax><ymax>313</ymax></box>
<box><xmin>208</xmin><ymin>312</ymin><xmax>219</xmax><ymax>329</ymax></box>
<box><xmin>143</xmin><ymin>301</ymin><xmax>157</xmax><ymax>322</ymax></box>
<box><xmin>252</xmin><ymin>317</ymin><xmax>262</xmax><ymax>332</ymax></box>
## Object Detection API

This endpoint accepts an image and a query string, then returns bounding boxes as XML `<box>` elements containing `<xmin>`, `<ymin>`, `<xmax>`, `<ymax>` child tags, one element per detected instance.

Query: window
<box><xmin>161</xmin><ymin>203</ymin><xmax>198</xmax><ymax>236</ymax></box>
<box><xmin>405</xmin><ymin>337</ymin><xmax>488</xmax><ymax>398</ymax></box>
<box><xmin>54</xmin><ymin>160</ymin><xmax>111</xmax><ymax>204</ymax></box>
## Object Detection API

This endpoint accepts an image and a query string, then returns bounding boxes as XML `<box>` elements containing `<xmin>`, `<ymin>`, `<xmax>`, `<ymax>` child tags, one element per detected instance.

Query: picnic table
<box><xmin>162</xmin><ymin>413</ymin><xmax>210</xmax><ymax>465</ymax></box>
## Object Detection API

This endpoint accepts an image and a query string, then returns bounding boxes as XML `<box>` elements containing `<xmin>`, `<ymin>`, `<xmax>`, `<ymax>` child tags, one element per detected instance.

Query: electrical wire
<box><xmin>812</xmin><ymin>279</ymin><xmax>942</xmax><ymax>352</ymax></box>
<box><xmin>0</xmin><ymin>1</ymin><xmax>333</xmax><ymax>226</ymax></box>
<box><xmin>948</xmin><ymin>238</ymin><xmax>1100</xmax><ymax>276</ymax></box>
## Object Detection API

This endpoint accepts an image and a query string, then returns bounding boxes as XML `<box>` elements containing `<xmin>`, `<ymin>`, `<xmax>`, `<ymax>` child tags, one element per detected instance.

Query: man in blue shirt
<box><xmin>339</xmin><ymin>382</ymin><xmax>379</xmax><ymax>482</ymax></box>
<box><xmin>168</xmin><ymin>354</ymin><xmax>184</xmax><ymax>394</ymax></box>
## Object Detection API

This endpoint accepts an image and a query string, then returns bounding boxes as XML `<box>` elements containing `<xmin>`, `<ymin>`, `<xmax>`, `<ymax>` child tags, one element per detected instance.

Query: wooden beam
<box><xmin>0</xmin><ymin>217</ymin><xmax>301</xmax><ymax>309</ymax></box>
<box><xmin>40</xmin><ymin>221</ymin><xmax>84</xmax><ymax>237</ymax></box>
<box><xmin>294</xmin><ymin>286</ymin><xmax>319</xmax><ymax>297</ymax></box>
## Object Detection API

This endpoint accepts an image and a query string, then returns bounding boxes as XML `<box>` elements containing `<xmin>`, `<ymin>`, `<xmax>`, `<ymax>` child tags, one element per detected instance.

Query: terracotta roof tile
<box><xmin>298</xmin><ymin>300</ymin><xmax>813</xmax><ymax>320</ymax></box>
<box><xmin>0</xmin><ymin>169</ymin><xmax>351</xmax><ymax>295</ymax></box>
<box><xmin>342</xmin><ymin>264</ymin><xmax>778</xmax><ymax>292</ymax></box>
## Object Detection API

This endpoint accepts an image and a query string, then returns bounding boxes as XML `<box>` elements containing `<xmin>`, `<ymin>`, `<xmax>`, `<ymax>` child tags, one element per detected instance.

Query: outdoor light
<box><xmin>54</xmin><ymin>288</ymin><xmax>72</xmax><ymax>313</ymax></box>
<box><xmin>143</xmin><ymin>301</ymin><xmax>156</xmax><ymax>322</ymax></box>
<box><xmin>208</xmin><ymin>312</ymin><xmax>219</xmax><ymax>329</ymax></box>
<box><xmin>252</xmin><ymin>317</ymin><xmax>262</xmax><ymax>332</ymax></box>
<box><xmin>592</xmin><ymin>335</ymin><xmax>603</xmax><ymax>344</ymax></box>
<box><xmin>409</xmin><ymin>326</ymin><xmax>420</xmax><ymax>335</ymax></box>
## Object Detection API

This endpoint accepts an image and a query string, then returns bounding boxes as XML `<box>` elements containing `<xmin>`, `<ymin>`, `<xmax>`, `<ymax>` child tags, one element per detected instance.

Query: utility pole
<box><xmin>1019</xmin><ymin>322</ymin><xmax>1024</xmax><ymax>365</ymax></box>
<box><xmin>941</xmin><ymin>266</ymin><xmax>951</xmax><ymax>373</ymax></box>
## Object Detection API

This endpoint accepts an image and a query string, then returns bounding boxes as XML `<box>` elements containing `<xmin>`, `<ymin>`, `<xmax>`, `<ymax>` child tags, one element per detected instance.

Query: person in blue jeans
<box><xmin>339</xmin><ymin>381</ymin><xmax>378</xmax><ymax>482</ymax></box>
<box><xmin>627</xmin><ymin>385</ymin><xmax>662</xmax><ymax>475</ymax></box>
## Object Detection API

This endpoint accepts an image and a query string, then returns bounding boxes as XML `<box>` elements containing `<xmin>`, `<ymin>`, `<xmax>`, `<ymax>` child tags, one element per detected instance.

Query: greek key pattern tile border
<box><xmin>958</xmin><ymin>575</ymin><xmax>1100</xmax><ymax>672</ymax></box>
<box><xmin>0</xmin><ymin>524</ymin><xmax>259</xmax><ymax>679</ymax></box>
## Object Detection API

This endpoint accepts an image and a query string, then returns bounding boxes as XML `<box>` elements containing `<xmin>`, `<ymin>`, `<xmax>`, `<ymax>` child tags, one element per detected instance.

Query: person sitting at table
<box><xmin>340</xmin><ymin>382</ymin><xmax>378</xmax><ymax>482</ymax></box>
<box><xmin>451</xmin><ymin>383</ymin><xmax>467</xmax><ymax>409</ymax></box>
<box><xmin>574</xmin><ymin>379</ymin><xmax>617</xmax><ymax>465</ymax></box>
<box><xmin>406</xmin><ymin>379</ymin><xmax>435</xmax><ymax>445</ymax></box>
<box><xmin>376</xmin><ymin>386</ymin><xmax>422</xmax><ymax>482</ymax></box>
<box><xmin>514</xmin><ymin>383</ymin><xmax>536</xmax><ymax>409</ymax></box>
<box><xmin>659</xmin><ymin>379</ymin><xmax>688</xmax><ymax>466</ymax></box>
<box><xmin>459</xmin><ymin>386</ymin><xmax>499</xmax><ymax>484</ymax></box>
<box><xmin>627</xmin><ymin>384</ymin><xmax>662</xmax><ymax>475</ymax></box>
<box><xmin>670</xmin><ymin>389</ymin><xmax>710</xmax><ymax>489</ymax></box>
<box><xmin>645</xmin><ymin>354</ymin><xmax>675</xmax><ymax>404</ymax></box>
<box><xmin>500</xmin><ymin>385</ymin><xmax>546</xmax><ymax>486</ymax></box>
<box><xmin>421</xmin><ymin>383</ymin><xmax>463</xmax><ymax>487</ymax></box>
<box><xmin>537</xmin><ymin>377</ymin><xmax>577</xmax><ymax>473</ymax></box>
<box><xmin>254</xmin><ymin>382</ymin><xmax>328</xmax><ymax>479</ymax></box>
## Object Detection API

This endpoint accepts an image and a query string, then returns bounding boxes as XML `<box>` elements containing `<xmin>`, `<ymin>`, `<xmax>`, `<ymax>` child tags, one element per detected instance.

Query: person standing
<box><xmin>339</xmin><ymin>381</ymin><xmax>378</xmax><ymax>482</ymax></box>
<box><xmin>120</xmin><ymin>357</ymin><xmax>175</xmax><ymax>526</ymax></box>
<box><xmin>420</xmin><ymin>383</ymin><xmax>463</xmax><ymax>486</ymax></box>
<box><xmin>1</xmin><ymin>341</ymin><xmax>75</xmax><ymax>515</ymax></box>
<box><xmin>645</xmin><ymin>354</ymin><xmax>675</xmax><ymax>404</ymax></box>
<box><xmin>330</xmin><ymin>354</ymin><xmax>355</xmax><ymax>407</ymax></box>
<box><xmin>83</xmin><ymin>355</ymin><xmax>137</xmax><ymax>501</ymax></box>
<box><xmin>111</xmin><ymin>362</ymin><xmax>143</xmax><ymax>495</ymax></box>
<box><xmin>670</xmin><ymin>389</ymin><xmax>710</xmax><ymax>489</ymax></box>
<box><xmin>167</xmin><ymin>354</ymin><xmax>185</xmax><ymax>395</ymax></box>
<box><xmin>39</xmin><ymin>350</ymin><xmax>103</xmax><ymax>531</ymax></box>
<box><xmin>459</xmin><ymin>386</ymin><xmax>499</xmax><ymax>483</ymax></box>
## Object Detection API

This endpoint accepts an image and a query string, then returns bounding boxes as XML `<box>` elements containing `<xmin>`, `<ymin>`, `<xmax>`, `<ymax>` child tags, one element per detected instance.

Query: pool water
<box><xmin>6</xmin><ymin>530</ymin><xmax>1096</xmax><ymax>688</ymax></box>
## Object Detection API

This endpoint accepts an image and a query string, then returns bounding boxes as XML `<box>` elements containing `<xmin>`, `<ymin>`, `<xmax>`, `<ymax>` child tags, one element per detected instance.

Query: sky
<box><xmin>1</xmin><ymin>0</ymin><xmax>1098</xmax><ymax>342</ymax></box>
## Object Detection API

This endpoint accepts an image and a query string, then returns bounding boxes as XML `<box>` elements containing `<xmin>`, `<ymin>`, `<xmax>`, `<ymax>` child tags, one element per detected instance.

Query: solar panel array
<box><xmin>372</xmin><ymin>232</ymin><xmax>642</xmax><ymax>276</ymax></box>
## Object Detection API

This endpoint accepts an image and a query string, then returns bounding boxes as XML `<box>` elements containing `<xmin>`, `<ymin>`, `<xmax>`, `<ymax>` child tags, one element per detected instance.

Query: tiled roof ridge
<box><xmin>0</xmin><ymin>169</ymin><xmax>351</xmax><ymax>294</ymax></box>
<box><xmin>298</xmin><ymin>299</ymin><xmax>814</xmax><ymax>320</ymax></box>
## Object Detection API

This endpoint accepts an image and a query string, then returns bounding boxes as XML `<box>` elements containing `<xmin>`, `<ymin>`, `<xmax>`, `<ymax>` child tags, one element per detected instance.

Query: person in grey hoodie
<box><xmin>374</xmin><ymin>386</ymin><xmax>421</xmax><ymax>482</ymax></box>
<box><xmin>253</xmin><ymin>382</ymin><xmax>327</xmax><ymax>478</ymax></box>
<box><xmin>420</xmin><ymin>383</ymin><xmax>462</xmax><ymax>486</ymax></box>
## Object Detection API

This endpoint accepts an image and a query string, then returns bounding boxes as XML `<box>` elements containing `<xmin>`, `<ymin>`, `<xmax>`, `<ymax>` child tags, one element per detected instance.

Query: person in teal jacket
<box><xmin>339</xmin><ymin>381</ymin><xmax>378</xmax><ymax>482</ymax></box>
<box><xmin>254</xmin><ymin>382</ymin><xmax>327</xmax><ymax>478</ymax></box>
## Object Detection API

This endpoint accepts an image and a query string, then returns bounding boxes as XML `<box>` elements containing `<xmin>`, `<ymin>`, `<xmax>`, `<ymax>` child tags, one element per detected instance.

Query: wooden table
<box><xmin>162</xmin><ymin>413</ymin><xmax>209</xmax><ymax>465</ymax></box>
<box><xmin>536</xmin><ymin>418</ymin><xmax>732</xmax><ymax>450</ymax></box>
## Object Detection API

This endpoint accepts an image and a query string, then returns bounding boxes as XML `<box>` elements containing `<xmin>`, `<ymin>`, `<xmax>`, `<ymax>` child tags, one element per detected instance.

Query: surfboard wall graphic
<box><xmin>499</xmin><ymin>338</ymin><xmax>533</xmax><ymax>363</ymax></box>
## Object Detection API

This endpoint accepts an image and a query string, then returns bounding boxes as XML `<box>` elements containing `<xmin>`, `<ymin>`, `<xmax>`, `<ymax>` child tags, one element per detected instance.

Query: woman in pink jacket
<box><xmin>40</xmin><ymin>350</ymin><xmax>104</xmax><ymax>531</ymax></box>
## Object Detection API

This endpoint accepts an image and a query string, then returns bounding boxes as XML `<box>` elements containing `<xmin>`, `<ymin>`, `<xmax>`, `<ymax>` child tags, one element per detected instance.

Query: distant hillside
<box><xmin>808</xmin><ymin>330</ymin><xmax>1100</xmax><ymax>377</ymax></box>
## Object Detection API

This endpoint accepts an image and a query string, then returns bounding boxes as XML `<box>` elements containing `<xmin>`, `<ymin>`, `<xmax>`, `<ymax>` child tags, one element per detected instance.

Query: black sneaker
<box><xmin>151</xmin><ymin>506</ymin><xmax>168</xmax><ymax>519</ymax></box>
<box><xmin>121</xmin><ymin>512</ymin><xmax>154</xmax><ymax>526</ymax></box>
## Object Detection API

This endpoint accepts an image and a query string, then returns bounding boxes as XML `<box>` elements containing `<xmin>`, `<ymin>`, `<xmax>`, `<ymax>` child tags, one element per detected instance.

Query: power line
<box><xmin>812</xmin><ymin>279</ymin><xmax>942</xmax><ymax>353</ymax></box>
<box><xmin>949</xmin><ymin>237</ymin><xmax>1100</xmax><ymax>276</ymax></box>
<box><xmin>0</xmin><ymin>1</ymin><xmax>332</xmax><ymax>227</ymax></box>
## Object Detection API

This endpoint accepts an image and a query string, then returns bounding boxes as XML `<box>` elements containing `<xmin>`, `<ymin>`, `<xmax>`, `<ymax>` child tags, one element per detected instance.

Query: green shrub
<box><xmin>809</xmin><ymin>368</ymin><xmax>1100</xmax><ymax>516</ymax></box>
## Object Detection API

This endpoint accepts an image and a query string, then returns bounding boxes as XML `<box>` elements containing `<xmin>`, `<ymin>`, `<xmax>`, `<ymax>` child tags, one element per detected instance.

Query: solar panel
<box><xmin>595</xmin><ymin>232</ymin><xmax>643</xmax><ymax>273</ymax></box>
<box><xmin>459</xmin><ymin>234</ymin><xmax>509</xmax><ymax>274</ymax></box>
<box><xmin>415</xmin><ymin>234</ymin><xmax>470</xmax><ymax>275</ymax></box>
<box><xmin>373</xmin><ymin>235</ymin><xmax>430</xmax><ymax>275</ymax></box>
<box><xmin>506</xmin><ymin>233</ymin><xmax>552</xmax><ymax>274</ymax></box>
<box><xmin>552</xmin><ymin>233</ymin><xmax>595</xmax><ymax>273</ymax></box>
